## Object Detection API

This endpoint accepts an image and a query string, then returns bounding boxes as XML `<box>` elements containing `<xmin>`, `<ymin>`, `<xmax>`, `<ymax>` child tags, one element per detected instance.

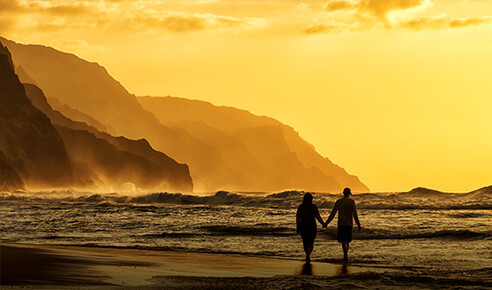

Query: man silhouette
<box><xmin>323</xmin><ymin>188</ymin><xmax>361</xmax><ymax>262</ymax></box>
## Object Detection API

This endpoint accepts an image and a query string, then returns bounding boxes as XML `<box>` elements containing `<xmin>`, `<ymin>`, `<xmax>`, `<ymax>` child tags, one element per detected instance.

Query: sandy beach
<box><xmin>3</xmin><ymin>243</ymin><xmax>489</xmax><ymax>289</ymax></box>
<box><xmin>0</xmin><ymin>243</ymin><xmax>392</xmax><ymax>288</ymax></box>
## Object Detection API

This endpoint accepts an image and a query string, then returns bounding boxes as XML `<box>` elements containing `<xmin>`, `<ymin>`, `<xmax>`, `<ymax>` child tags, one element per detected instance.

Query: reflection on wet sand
<box><xmin>336</xmin><ymin>264</ymin><xmax>349</xmax><ymax>275</ymax></box>
<box><xmin>296</xmin><ymin>262</ymin><xmax>351</xmax><ymax>276</ymax></box>
<box><xmin>301</xmin><ymin>262</ymin><xmax>313</xmax><ymax>275</ymax></box>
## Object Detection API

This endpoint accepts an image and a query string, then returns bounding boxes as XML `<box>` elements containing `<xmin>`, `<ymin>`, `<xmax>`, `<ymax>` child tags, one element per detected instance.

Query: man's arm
<box><xmin>325</xmin><ymin>201</ymin><xmax>339</xmax><ymax>226</ymax></box>
<box><xmin>353</xmin><ymin>202</ymin><xmax>361</xmax><ymax>231</ymax></box>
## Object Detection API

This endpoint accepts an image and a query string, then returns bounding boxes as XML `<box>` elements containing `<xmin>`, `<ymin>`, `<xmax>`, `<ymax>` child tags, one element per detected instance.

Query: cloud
<box><xmin>324</xmin><ymin>0</ymin><xmax>355</xmax><ymax>12</ymax></box>
<box><xmin>357</xmin><ymin>0</ymin><xmax>425</xmax><ymax>20</ymax></box>
<box><xmin>43</xmin><ymin>3</ymin><xmax>91</xmax><ymax>16</ymax></box>
<box><xmin>0</xmin><ymin>0</ymin><xmax>24</xmax><ymax>12</ymax></box>
<box><xmin>130</xmin><ymin>11</ymin><xmax>266</xmax><ymax>34</ymax></box>
<box><xmin>0</xmin><ymin>0</ymin><xmax>266</xmax><ymax>36</ymax></box>
<box><xmin>400</xmin><ymin>16</ymin><xmax>492</xmax><ymax>30</ymax></box>
<box><xmin>304</xmin><ymin>23</ymin><xmax>342</xmax><ymax>34</ymax></box>
<box><xmin>0</xmin><ymin>0</ymin><xmax>90</xmax><ymax>15</ymax></box>
<box><xmin>323</xmin><ymin>0</ymin><xmax>427</xmax><ymax>19</ymax></box>
<box><xmin>307</xmin><ymin>0</ymin><xmax>492</xmax><ymax>34</ymax></box>
<box><xmin>296</xmin><ymin>3</ymin><xmax>310</xmax><ymax>11</ymax></box>
<box><xmin>449</xmin><ymin>17</ymin><xmax>492</xmax><ymax>29</ymax></box>
<box><xmin>136</xmin><ymin>13</ymin><xmax>208</xmax><ymax>33</ymax></box>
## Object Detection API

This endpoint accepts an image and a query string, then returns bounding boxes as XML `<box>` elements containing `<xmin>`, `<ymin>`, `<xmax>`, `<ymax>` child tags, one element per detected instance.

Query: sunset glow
<box><xmin>2</xmin><ymin>0</ymin><xmax>491</xmax><ymax>192</ymax></box>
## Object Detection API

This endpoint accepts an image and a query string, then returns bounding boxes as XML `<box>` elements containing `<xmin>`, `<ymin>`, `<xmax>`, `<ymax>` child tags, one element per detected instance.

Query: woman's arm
<box><xmin>296</xmin><ymin>207</ymin><xmax>300</xmax><ymax>234</ymax></box>
<box><xmin>325</xmin><ymin>201</ymin><xmax>339</xmax><ymax>226</ymax></box>
<box><xmin>314</xmin><ymin>205</ymin><xmax>324</xmax><ymax>225</ymax></box>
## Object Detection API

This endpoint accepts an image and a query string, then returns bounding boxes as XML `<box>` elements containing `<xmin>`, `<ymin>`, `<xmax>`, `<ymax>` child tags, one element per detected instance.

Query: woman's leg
<box><xmin>301</xmin><ymin>234</ymin><xmax>311</xmax><ymax>261</ymax></box>
<box><xmin>301</xmin><ymin>227</ymin><xmax>316</xmax><ymax>262</ymax></box>
<box><xmin>303</xmin><ymin>243</ymin><xmax>311</xmax><ymax>261</ymax></box>
<box><xmin>342</xmin><ymin>242</ymin><xmax>348</xmax><ymax>261</ymax></box>
<box><xmin>309</xmin><ymin>229</ymin><xmax>317</xmax><ymax>256</ymax></box>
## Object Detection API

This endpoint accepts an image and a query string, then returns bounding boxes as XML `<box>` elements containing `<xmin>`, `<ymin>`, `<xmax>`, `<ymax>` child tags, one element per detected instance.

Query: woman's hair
<box><xmin>303</xmin><ymin>192</ymin><xmax>313</xmax><ymax>205</ymax></box>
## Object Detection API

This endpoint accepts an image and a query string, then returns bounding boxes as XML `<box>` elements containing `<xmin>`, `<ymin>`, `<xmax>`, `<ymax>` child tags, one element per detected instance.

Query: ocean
<box><xmin>1</xmin><ymin>188</ymin><xmax>491</xmax><ymax>288</ymax></box>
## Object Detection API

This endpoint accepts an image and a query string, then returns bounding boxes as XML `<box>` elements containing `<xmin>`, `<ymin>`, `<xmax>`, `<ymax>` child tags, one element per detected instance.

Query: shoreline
<box><xmin>0</xmin><ymin>243</ymin><xmax>387</xmax><ymax>287</ymax></box>
<box><xmin>1</xmin><ymin>243</ymin><xmax>490</xmax><ymax>289</ymax></box>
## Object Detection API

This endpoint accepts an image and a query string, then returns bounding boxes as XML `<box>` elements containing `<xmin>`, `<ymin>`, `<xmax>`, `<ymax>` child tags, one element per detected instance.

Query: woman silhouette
<box><xmin>296</xmin><ymin>193</ymin><xmax>324</xmax><ymax>262</ymax></box>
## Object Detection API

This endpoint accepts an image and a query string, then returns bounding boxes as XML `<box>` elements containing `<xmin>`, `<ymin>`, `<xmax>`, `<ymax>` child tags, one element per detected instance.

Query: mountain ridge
<box><xmin>2</xmin><ymin>36</ymin><xmax>369</xmax><ymax>193</ymax></box>
<box><xmin>139</xmin><ymin>96</ymin><xmax>368</xmax><ymax>192</ymax></box>
<box><xmin>23</xmin><ymin>83</ymin><xmax>193</xmax><ymax>192</ymax></box>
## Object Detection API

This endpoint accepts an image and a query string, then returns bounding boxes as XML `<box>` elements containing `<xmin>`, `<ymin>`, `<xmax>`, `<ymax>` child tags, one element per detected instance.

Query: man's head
<box><xmin>343</xmin><ymin>188</ymin><xmax>351</xmax><ymax>196</ymax></box>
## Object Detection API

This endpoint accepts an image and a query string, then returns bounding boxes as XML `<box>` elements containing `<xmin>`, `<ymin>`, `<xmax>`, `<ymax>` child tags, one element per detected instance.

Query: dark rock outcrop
<box><xmin>0</xmin><ymin>151</ymin><xmax>24</xmax><ymax>191</ymax></box>
<box><xmin>0</xmin><ymin>41</ymin><xmax>74</xmax><ymax>189</ymax></box>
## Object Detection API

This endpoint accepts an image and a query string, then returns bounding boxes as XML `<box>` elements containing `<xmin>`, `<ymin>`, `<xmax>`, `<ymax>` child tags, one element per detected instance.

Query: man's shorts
<box><xmin>337</xmin><ymin>226</ymin><xmax>353</xmax><ymax>243</ymax></box>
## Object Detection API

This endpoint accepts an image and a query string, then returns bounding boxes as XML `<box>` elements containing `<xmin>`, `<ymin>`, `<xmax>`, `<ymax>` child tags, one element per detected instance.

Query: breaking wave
<box><xmin>2</xmin><ymin>189</ymin><xmax>491</xmax><ymax>210</ymax></box>
<box><xmin>350</xmin><ymin>229</ymin><xmax>492</xmax><ymax>241</ymax></box>
<box><xmin>200</xmin><ymin>224</ymin><xmax>293</xmax><ymax>236</ymax></box>
<box><xmin>145</xmin><ymin>227</ymin><xmax>491</xmax><ymax>240</ymax></box>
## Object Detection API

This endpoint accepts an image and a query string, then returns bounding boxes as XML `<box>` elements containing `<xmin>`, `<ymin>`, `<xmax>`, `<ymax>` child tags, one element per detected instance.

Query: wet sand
<box><xmin>0</xmin><ymin>243</ymin><xmax>386</xmax><ymax>288</ymax></box>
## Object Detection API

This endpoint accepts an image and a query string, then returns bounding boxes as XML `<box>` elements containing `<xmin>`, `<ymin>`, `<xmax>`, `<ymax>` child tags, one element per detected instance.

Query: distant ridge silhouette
<box><xmin>404</xmin><ymin>186</ymin><xmax>492</xmax><ymax>196</ymax></box>
<box><xmin>139</xmin><ymin>96</ymin><xmax>369</xmax><ymax>192</ymax></box>
<box><xmin>23</xmin><ymin>83</ymin><xmax>193</xmax><ymax>192</ymax></box>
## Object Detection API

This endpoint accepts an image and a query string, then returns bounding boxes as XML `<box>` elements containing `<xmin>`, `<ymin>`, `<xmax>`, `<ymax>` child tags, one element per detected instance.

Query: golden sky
<box><xmin>1</xmin><ymin>0</ymin><xmax>491</xmax><ymax>192</ymax></box>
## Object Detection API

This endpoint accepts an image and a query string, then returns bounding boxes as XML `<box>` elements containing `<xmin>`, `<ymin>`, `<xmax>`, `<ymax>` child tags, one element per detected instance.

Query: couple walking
<box><xmin>296</xmin><ymin>188</ymin><xmax>361</xmax><ymax>262</ymax></box>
